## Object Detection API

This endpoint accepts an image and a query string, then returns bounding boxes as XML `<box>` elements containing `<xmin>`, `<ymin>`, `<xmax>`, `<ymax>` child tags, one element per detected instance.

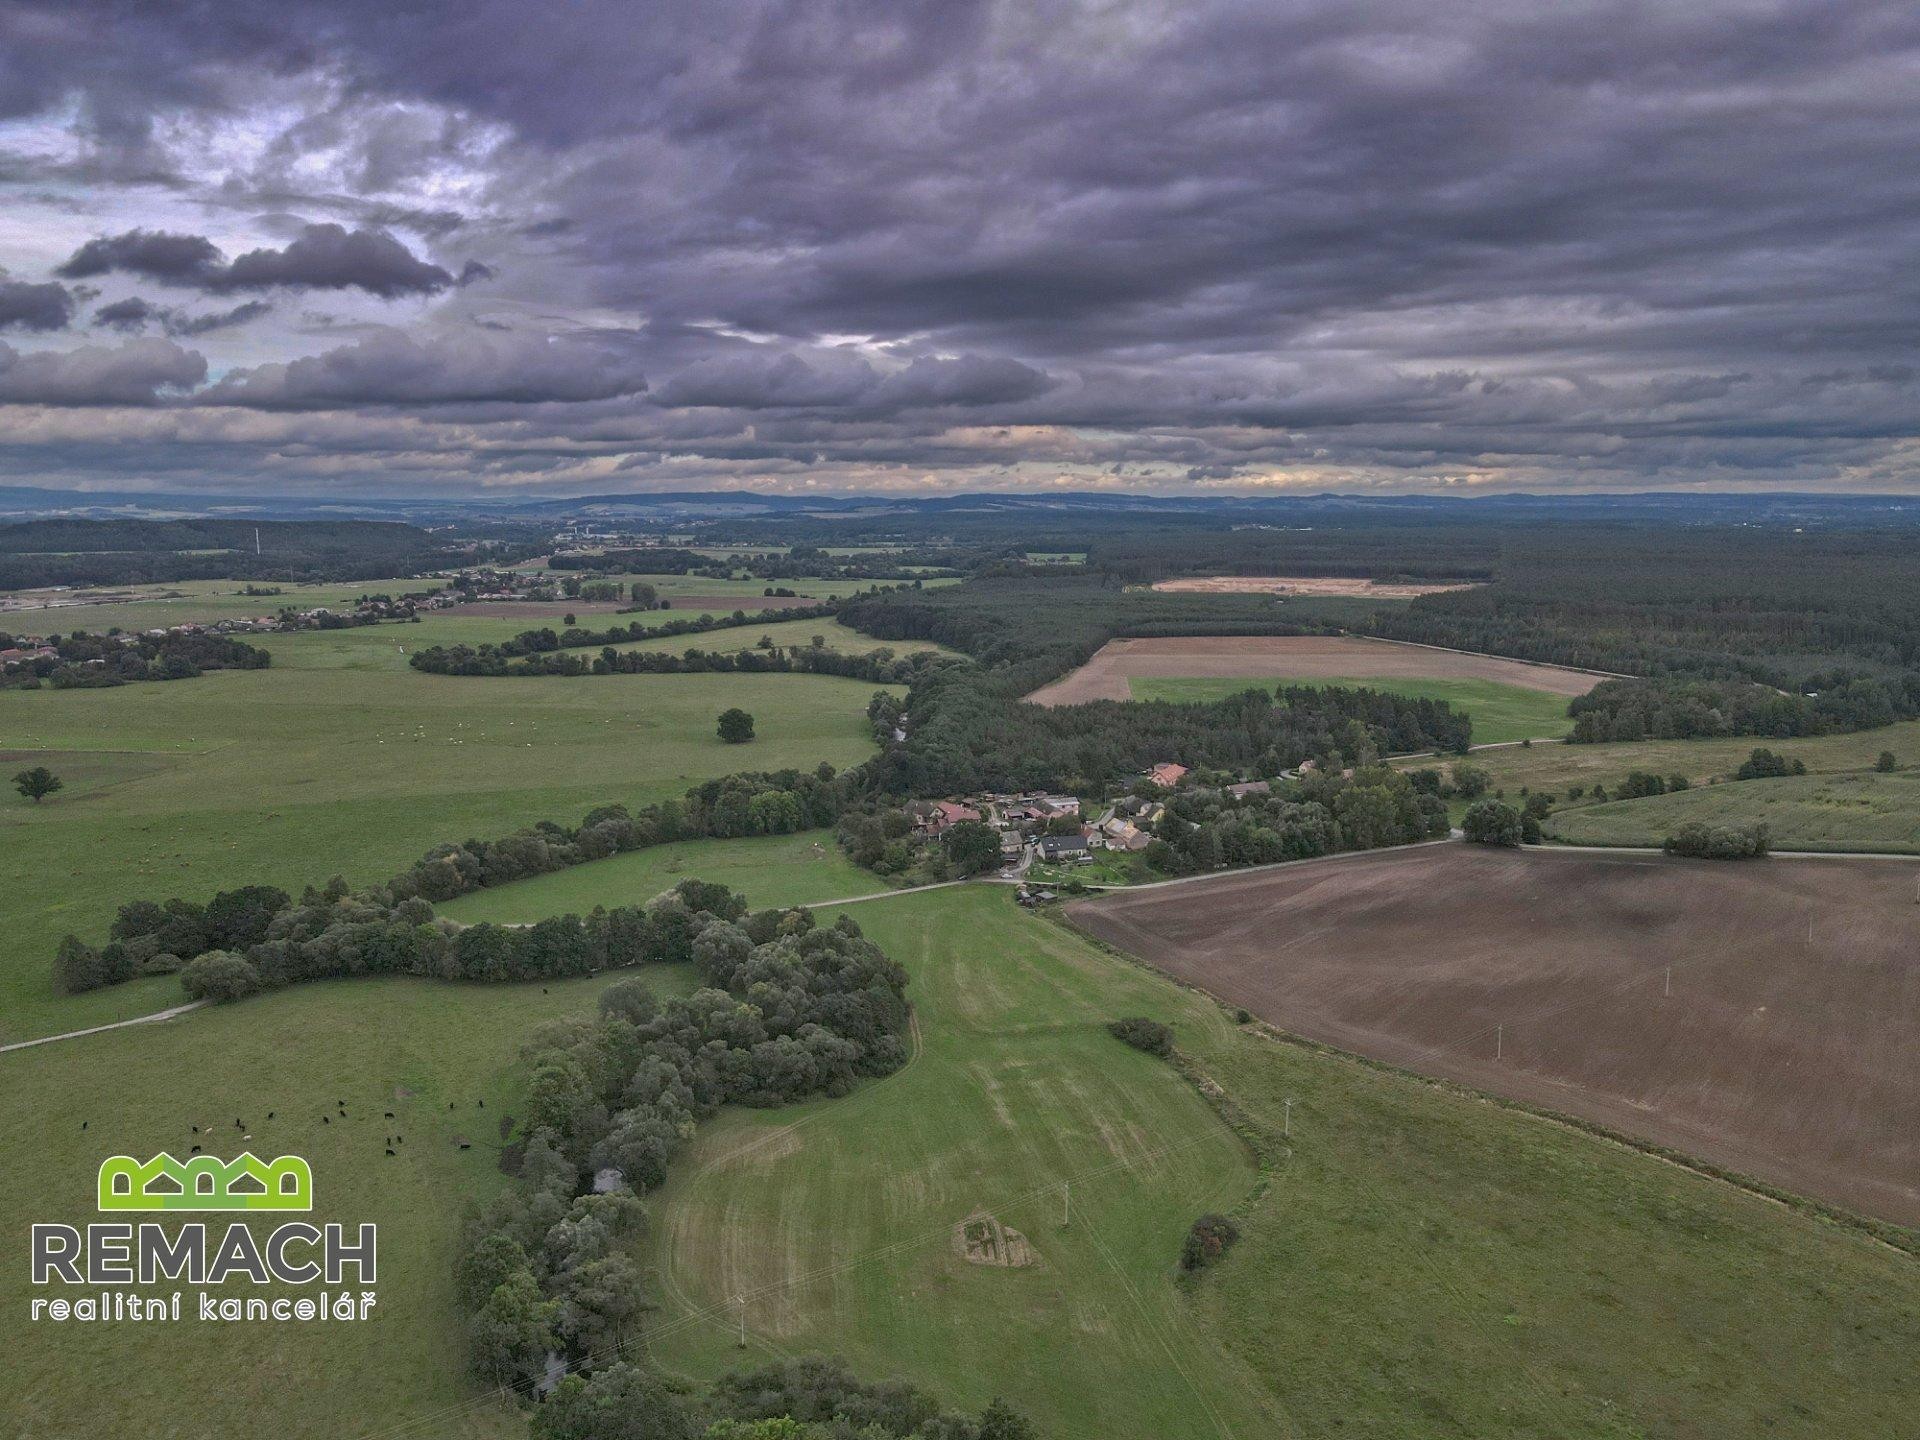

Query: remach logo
<box><xmin>29</xmin><ymin>1151</ymin><xmax>377</xmax><ymax>1326</ymax></box>
<box><xmin>97</xmin><ymin>1152</ymin><xmax>313</xmax><ymax>1212</ymax></box>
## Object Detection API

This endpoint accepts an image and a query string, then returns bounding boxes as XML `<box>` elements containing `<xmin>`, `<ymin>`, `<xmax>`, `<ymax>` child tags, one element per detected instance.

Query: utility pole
<box><xmin>1664</xmin><ymin>965</ymin><xmax>1672</xmax><ymax>997</ymax></box>
<box><xmin>254</xmin><ymin>526</ymin><xmax>261</xmax><ymax>556</ymax></box>
<box><xmin>734</xmin><ymin>1296</ymin><xmax>745</xmax><ymax>1348</ymax></box>
<box><xmin>1283</xmin><ymin>1097</ymin><xmax>1294</xmax><ymax>1138</ymax></box>
<box><xmin>1061</xmin><ymin>1182</ymin><xmax>1070</xmax><ymax>1228</ymax></box>
<box><xmin>1496</xmin><ymin>1023</ymin><xmax>1503</xmax><ymax>1061</ymax></box>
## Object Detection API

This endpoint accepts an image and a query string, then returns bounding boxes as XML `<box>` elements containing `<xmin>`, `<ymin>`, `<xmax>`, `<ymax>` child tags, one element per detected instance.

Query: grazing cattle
<box><xmin>80</xmin><ymin>1121</ymin><xmax>87</xmax><ymax>1130</ymax></box>
<box><xmin>322</xmin><ymin>1116</ymin><xmax>330</xmax><ymax>1125</ymax></box>
<box><xmin>267</xmin><ymin>1111</ymin><xmax>274</xmax><ymax>1120</ymax></box>
<box><xmin>384</xmin><ymin>1111</ymin><xmax>394</xmax><ymax>1119</ymax></box>
<box><xmin>385</xmin><ymin>1148</ymin><xmax>395</xmax><ymax>1157</ymax></box>
<box><xmin>189</xmin><ymin>1145</ymin><xmax>201</xmax><ymax>1154</ymax></box>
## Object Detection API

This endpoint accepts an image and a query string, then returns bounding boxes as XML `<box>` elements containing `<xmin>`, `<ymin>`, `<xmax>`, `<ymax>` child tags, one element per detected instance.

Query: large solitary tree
<box><xmin>717</xmin><ymin>707</ymin><xmax>756</xmax><ymax>743</ymax></box>
<box><xmin>13</xmin><ymin>766</ymin><xmax>61</xmax><ymax>804</ymax></box>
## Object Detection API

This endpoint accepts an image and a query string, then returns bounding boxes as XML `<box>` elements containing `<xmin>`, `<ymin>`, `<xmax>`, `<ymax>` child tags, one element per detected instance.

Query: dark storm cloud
<box><xmin>0</xmin><ymin>280</ymin><xmax>74</xmax><ymax>331</ymax></box>
<box><xmin>92</xmin><ymin>296</ymin><xmax>161</xmax><ymax>330</ymax></box>
<box><xmin>200</xmin><ymin>327</ymin><xmax>648</xmax><ymax>407</ymax></box>
<box><xmin>92</xmin><ymin>296</ymin><xmax>272</xmax><ymax>336</ymax></box>
<box><xmin>57</xmin><ymin>224</ymin><xmax>457</xmax><ymax>298</ymax></box>
<box><xmin>0</xmin><ymin>337</ymin><xmax>205</xmax><ymax>404</ymax></box>
<box><xmin>0</xmin><ymin>0</ymin><xmax>1918</xmax><ymax>491</ymax></box>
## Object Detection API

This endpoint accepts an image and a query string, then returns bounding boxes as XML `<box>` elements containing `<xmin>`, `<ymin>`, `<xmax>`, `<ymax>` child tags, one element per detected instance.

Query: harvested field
<box><xmin>1068</xmin><ymin>845</ymin><xmax>1920</xmax><ymax>1228</ymax></box>
<box><xmin>1151</xmin><ymin>575</ymin><xmax>1479</xmax><ymax>599</ymax></box>
<box><xmin>1026</xmin><ymin>634</ymin><xmax>1607</xmax><ymax>706</ymax></box>
<box><xmin>441</xmin><ymin>599</ymin><xmax>629</xmax><ymax>619</ymax></box>
<box><xmin>659</xmin><ymin>592</ymin><xmax>834</xmax><ymax>610</ymax></box>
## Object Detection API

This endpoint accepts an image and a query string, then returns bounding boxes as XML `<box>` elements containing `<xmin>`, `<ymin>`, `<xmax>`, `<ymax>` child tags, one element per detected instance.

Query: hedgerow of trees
<box><xmin>1</xmin><ymin>630</ymin><xmax>270</xmax><ymax>690</ymax></box>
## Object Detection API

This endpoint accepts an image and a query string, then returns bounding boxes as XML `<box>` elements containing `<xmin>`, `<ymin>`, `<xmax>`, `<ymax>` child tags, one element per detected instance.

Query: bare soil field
<box><xmin>1026</xmin><ymin>634</ymin><xmax>1607</xmax><ymax>705</ymax></box>
<box><xmin>1068</xmin><ymin>845</ymin><xmax>1920</xmax><ymax>1227</ymax></box>
<box><xmin>441</xmin><ymin>599</ymin><xmax>630</xmax><ymax>619</ymax></box>
<box><xmin>447</xmin><ymin>593</ymin><xmax>824</xmax><ymax>620</ymax></box>
<box><xmin>1151</xmin><ymin>575</ymin><xmax>1479</xmax><ymax>599</ymax></box>
<box><xmin>659</xmin><ymin>592</ymin><xmax>829</xmax><ymax>611</ymax></box>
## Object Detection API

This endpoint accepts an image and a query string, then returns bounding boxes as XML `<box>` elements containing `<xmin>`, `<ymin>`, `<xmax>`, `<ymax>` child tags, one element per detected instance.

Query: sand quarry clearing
<box><xmin>1069</xmin><ymin>844</ymin><xmax>1920</xmax><ymax>1228</ymax></box>
<box><xmin>1026</xmin><ymin>634</ymin><xmax>1608</xmax><ymax>706</ymax></box>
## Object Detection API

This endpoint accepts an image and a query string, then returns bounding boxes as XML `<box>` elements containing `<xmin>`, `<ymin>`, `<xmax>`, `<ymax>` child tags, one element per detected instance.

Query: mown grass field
<box><xmin>1</xmin><ymin>576</ymin><xmax>443</xmax><ymax>635</ymax></box>
<box><xmin>644</xmin><ymin>886</ymin><xmax>1274</xmax><ymax>1438</ymax></box>
<box><xmin>0</xmin><ymin>966</ymin><xmax>696</xmax><ymax>1440</ymax></box>
<box><xmin>439</xmin><ymin>829</ymin><xmax>883</xmax><ymax>925</ymax></box>
<box><xmin>609</xmin><ymin>615</ymin><xmax>958</xmax><ymax>659</ymax></box>
<box><xmin>1547</xmin><ymin>769</ymin><xmax>1920</xmax><ymax>851</ymax></box>
<box><xmin>0</xmin><ymin>618</ymin><xmax>895</xmax><ymax>1041</ymax></box>
<box><xmin>644</xmin><ymin>886</ymin><xmax>1920</xmax><ymax>1438</ymax></box>
<box><xmin>1439</xmin><ymin>719</ymin><xmax>1920</xmax><ymax>797</ymax></box>
<box><xmin>1130</xmin><ymin>674</ymin><xmax>1573</xmax><ymax>746</ymax></box>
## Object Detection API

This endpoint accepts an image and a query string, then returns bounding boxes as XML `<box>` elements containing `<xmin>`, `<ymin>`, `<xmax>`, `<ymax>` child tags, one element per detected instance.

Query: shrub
<box><xmin>1734</xmin><ymin>748</ymin><xmax>1806</xmax><ymax>781</ymax></box>
<box><xmin>1449</xmin><ymin>762</ymin><xmax>1490</xmax><ymax>799</ymax></box>
<box><xmin>1615</xmin><ymin>771</ymin><xmax>1667</xmax><ymax>800</ymax></box>
<box><xmin>53</xmin><ymin>935</ymin><xmax>105</xmax><ymax>993</ymax></box>
<box><xmin>1877</xmin><ymin>750</ymin><xmax>1899</xmax><ymax>773</ymax></box>
<box><xmin>1462</xmin><ymin>799</ymin><xmax>1524</xmax><ymax>847</ymax></box>
<box><xmin>1180</xmin><ymin>1213</ymin><xmax>1240</xmax><ymax>1271</ymax></box>
<box><xmin>180</xmin><ymin>950</ymin><xmax>263</xmax><ymax>1002</ymax></box>
<box><xmin>1107</xmin><ymin>1016</ymin><xmax>1173</xmax><ymax>1056</ymax></box>
<box><xmin>1663</xmin><ymin>821</ymin><xmax>1770</xmax><ymax>860</ymax></box>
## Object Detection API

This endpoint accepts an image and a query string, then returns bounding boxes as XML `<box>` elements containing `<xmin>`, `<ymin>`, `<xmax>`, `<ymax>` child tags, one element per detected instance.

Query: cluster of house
<box><xmin>1</xmin><ymin>594</ymin><xmax>447</xmax><ymax>671</ymax></box>
<box><xmin>909</xmin><ymin>761</ymin><xmax>1198</xmax><ymax>870</ymax></box>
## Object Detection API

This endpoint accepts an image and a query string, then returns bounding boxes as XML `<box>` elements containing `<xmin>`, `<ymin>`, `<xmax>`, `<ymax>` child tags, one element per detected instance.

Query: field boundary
<box><xmin>1332</xmin><ymin>630</ymin><xmax>1634</xmax><ymax>682</ymax></box>
<box><xmin>1051</xmin><ymin>909</ymin><xmax>1920</xmax><ymax>1260</ymax></box>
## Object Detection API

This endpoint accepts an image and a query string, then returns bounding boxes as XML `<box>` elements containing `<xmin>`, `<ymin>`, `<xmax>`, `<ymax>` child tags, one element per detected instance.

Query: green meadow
<box><xmin>0</xmin><ymin>618</ymin><xmax>895</xmax><ymax>1041</ymax></box>
<box><xmin>1131</xmin><ymin>674</ymin><xmax>1574</xmax><ymax>746</ymax></box>
<box><xmin>438</xmin><ymin>829</ymin><xmax>884</xmax><ymax>925</ymax></box>
<box><xmin>608</xmin><ymin>615</ymin><xmax>957</xmax><ymax>658</ymax></box>
<box><xmin>1</xmin><ymin>576</ymin><xmax>443</xmax><ymax>636</ymax></box>
<box><xmin>1434</xmin><ymin>719</ymin><xmax>1920</xmax><ymax>797</ymax></box>
<box><xmin>3</xmin><ymin>877</ymin><xmax>1916</xmax><ymax>1436</ymax></box>
<box><xmin>0</xmin><ymin>967</ymin><xmax>691</xmax><ymax>1440</ymax></box>
<box><xmin>1546</xmin><ymin>769</ymin><xmax>1920</xmax><ymax>852</ymax></box>
<box><xmin>644</xmin><ymin>887</ymin><xmax>1920</xmax><ymax>1438</ymax></box>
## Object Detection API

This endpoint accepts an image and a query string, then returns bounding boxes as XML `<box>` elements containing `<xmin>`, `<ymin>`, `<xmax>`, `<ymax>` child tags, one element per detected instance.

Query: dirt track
<box><xmin>1026</xmin><ymin>634</ymin><xmax>1607</xmax><ymax>706</ymax></box>
<box><xmin>1068</xmin><ymin>845</ymin><xmax>1920</xmax><ymax>1228</ymax></box>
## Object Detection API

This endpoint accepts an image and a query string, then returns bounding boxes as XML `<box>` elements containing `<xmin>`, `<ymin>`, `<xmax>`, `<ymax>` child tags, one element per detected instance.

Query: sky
<box><xmin>0</xmin><ymin>0</ymin><xmax>1916</xmax><ymax>498</ymax></box>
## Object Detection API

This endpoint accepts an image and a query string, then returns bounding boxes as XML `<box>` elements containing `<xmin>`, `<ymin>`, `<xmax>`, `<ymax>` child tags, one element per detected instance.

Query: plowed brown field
<box><xmin>1068</xmin><ymin>844</ymin><xmax>1920</xmax><ymax>1227</ymax></box>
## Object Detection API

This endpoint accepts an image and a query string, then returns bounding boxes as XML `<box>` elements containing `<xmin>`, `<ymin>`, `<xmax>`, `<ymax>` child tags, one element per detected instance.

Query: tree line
<box><xmin>1143</xmin><ymin>765</ymin><xmax>1449</xmax><ymax>875</ymax></box>
<box><xmin>410</xmin><ymin>637</ymin><xmax>955</xmax><ymax>685</ymax></box>
<box><xmin>2</xmin><ymin>629</ymin><xmax>271</xmax><ymax>690</ymax></box>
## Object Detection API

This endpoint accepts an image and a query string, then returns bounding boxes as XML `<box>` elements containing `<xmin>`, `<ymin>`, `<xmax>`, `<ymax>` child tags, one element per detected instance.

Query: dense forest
<box><xmin>0</xmin><ymin>518</ymin><xmax>494</xmax><ymax>589</ymax></box>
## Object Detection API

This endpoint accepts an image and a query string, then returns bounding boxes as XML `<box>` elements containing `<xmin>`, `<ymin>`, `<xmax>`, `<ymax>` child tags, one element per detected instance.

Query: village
<box><xmin>898</xmin><ymin>761</ymin><xmax>1287</xmax><ymax>898</ymax></box>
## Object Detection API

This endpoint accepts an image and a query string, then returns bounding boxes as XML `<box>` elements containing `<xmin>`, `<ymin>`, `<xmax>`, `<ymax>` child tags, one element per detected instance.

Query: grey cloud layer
<box><xmin>0</xmin><ymin>0</ymin><xmax>1916</xmax><ymax>492</ymax></box>
<box><xmin>59</xmin><ymin>225</ymin><xmax>459</xmax><ymax>298</ymax></box>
